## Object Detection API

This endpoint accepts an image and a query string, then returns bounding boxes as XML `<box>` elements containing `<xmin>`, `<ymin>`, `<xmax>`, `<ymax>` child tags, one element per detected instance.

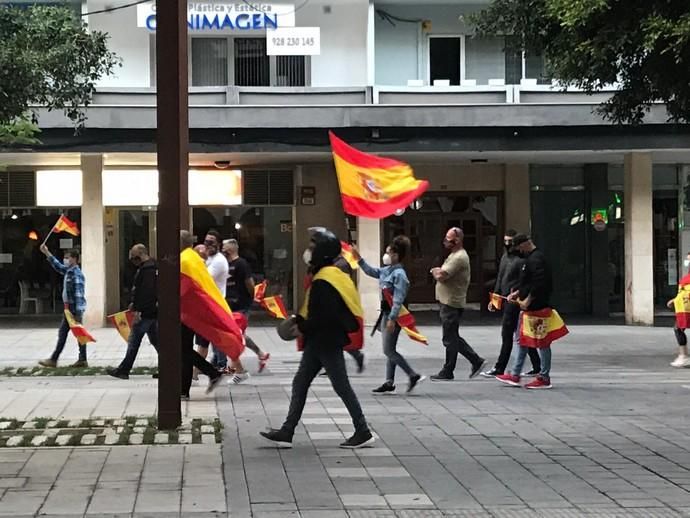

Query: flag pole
<box><xmin>40</xmin><ymin>228</ymin><xmax>55</xmax><ymax>248</ymax></box>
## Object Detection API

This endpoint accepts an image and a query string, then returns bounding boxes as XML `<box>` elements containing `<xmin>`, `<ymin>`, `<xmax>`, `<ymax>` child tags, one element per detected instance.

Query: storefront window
<box><xmin>0</xmin><ymin>209</ymin><xmax>81</xmax><ymax>316</ymax></box>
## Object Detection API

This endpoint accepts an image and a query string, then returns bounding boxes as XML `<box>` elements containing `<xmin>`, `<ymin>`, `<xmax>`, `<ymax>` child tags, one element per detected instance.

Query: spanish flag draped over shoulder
<box><xmin>298</xmin><ymin>266</ymin><xmax>364</xmax><ymax>352</ymax></box>
<box><xmin>673</xmin><ymin>274</ymin><xmax>690</xmax><ymax>329</ymax></box>
<box><xmin>519</xmin><ymin>308</ymin><xmax>569</xmax><ymax>348</ymax></box>
<box><xmin>180</xmin><ymin>248</ymin><xmax>244</xmax><ymax>360</ymax></box>
<box><xmin>52</xmin><ymin>215</ymin><xmax>80</xmax><ymax>236</ymax></box>
<box><xmin>382</xmin><ymin>288</ymin><xmax>427</xmax><ymax>345</ymax></box>
<box><xmin>329</xmin><ymin>131</ymin><xmax>429</xmax><ymax>218</ymax></box>
<box><xmin>64</xmin><ymin>308</ymin><xmax>96</xmax><ymax>345</ymax></box>
<box><xmin>108</xmin><ymin>310</ymin><xmax>135</xmax><ymax>343</ymax></box>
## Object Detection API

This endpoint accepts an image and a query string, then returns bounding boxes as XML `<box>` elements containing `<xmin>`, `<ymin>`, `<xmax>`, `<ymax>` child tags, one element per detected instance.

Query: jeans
<box><xmin>51</xmin><ymin>311</ymin><xmax>86</xmax><ymax>362</ymax></box>
<box><xmin>512</xmin><ymin>346</ymin><xmax>552</xmax><ymax>378</ymax></box>
<box><xmin>381</xmin><ymin>313</ymin><xmax>415</xmax><ymax>383</ymax></box>
<box><xmin>117</xmin><ymin>317</ymin><xmax>159</xmax><ymax>374</ymax></box>
<box><xmin>439</xmin><ymin>304</ymin><xmax>482</xmax><ymax>374</ymax></box>
<box><xmin>181</xmin><ymin>325</ymin><xmax>221</xmax><ymax>397</ymax></box>
<box><xmin>282</xmin><ymin>344</ymin><xmax>368</xmax><ymax>436</ymax></box>
<box><xmin>494</xmin><ymin>304</ymin><xmax>540</xmax><ymax>373</ymax></box>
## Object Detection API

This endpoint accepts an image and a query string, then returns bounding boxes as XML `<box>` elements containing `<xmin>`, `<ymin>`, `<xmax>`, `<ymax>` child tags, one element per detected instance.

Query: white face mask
<box><xmin>684</xmin><ymin>259</ymin><xmax>690</xmax><ymax>269</ymax></box>
<box><xmin>302</xmin><ymin>249</ymin><xmax>312</xmax><ymax>265</ymax></box>
<box><xmin>63</xmin><ymin>258</ymin><xmax>71</xmax><ymax>267</ymax></box>
<box><xmin>382</xmin><ymin>253</ymin><xmax>392</xmax><ymax>266</ymax></box>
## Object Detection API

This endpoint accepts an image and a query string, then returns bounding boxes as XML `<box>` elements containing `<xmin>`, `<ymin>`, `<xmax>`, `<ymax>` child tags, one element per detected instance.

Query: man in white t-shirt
<box><xmin>195</xmin><ymin>229</ymin><xmax>229</xmax><ymax>370</ymax></box>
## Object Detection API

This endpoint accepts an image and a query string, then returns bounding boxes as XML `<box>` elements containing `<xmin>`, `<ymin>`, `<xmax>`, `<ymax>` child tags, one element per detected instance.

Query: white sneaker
<box><xmin>228</xmin><ymin>371</ymin><xmax>250</xmax><ymax>384</ymax></box>
<box><xmin>671</xmin><ymin>356</ymin><xmax>690</xmax><ymax>368</ymax></box>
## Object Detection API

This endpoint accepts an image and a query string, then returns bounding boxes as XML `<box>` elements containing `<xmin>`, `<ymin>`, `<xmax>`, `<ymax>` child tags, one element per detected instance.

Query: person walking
<box><xmin>107</xmin><ymin>244</ymin><xmax>159</xmax><ymax>379</ymax></box>
<box><xmin>222</xmin><ymin>238</ymin><xmax>270</xmax><ymax>379</ymax></box>
<box><xmin>38</xmin><ymin>245</ymin><xmax>88</xmax><ymax>368</ymax></box>
<box><xmin>667</xmin><ymin>252</ymin><xmax>690</xmax><ymax>368</ymax></box>
<box><xmin>430</xmin><ymin>227</ymin><xmax>486</xmax><ymax>381</ymax></box>
<box><xmin>497</xmin><ymin>234</ymin><xmax>557</xmax><ymax>389</ymax></box>
<box><xmin>260</xmin><ymin>229</ymin><xmax>374</xmax><ymax>449</ymax></box>
<box><xmin>482</xmin><ymin>229</ymin><xmax>541</xmax><ymax>378</ymax></box>
<box><xmin>353</xmin><ymin>236</ymin><xmax>425</xmax><ymax>394</ymax></box>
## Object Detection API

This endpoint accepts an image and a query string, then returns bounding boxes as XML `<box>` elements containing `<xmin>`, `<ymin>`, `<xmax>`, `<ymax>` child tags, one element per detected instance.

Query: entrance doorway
<box><xmin>383</xmin><ymin>193</ymin><xmax>502</xmax><ymax>308</ymax></box>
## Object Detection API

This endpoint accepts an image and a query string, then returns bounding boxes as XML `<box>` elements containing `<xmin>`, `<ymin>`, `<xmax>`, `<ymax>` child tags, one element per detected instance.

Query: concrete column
<box><xmin>366</xmin><ymin>0</ymin><xmax>376</xmax><ymax>86</ymax></box>
<box><xmin>624</xmin><ymin>152</ymin><xmax>654</xmax><ymax>325</ymax></box>
<box><xmin>356</xmin><ymin>217</ymin><xmax>381</xmax><ymax>325</ymax></box>
<box><xmin>80</xmin><ymin>154</ymin><xmax>105</xmax><ymax>328</ymax></box>
<box><xmin>104</xmin><ymin>208</ymin><xmax>120</xmax><ymax>317</ymax></box>
<box><xmin>148</xmin><ymin>210</ymin><xmax>157</xmax><ymax>258</ymax></box>
<box><xmin>585</xmin><ymin>164</ymin><xmax>610</xmax><ymax>317</ymax></box>
<box><xmin>504</xmin><ymin>164</ymin><xmax>531</xmax><ymax>233</ymax></box>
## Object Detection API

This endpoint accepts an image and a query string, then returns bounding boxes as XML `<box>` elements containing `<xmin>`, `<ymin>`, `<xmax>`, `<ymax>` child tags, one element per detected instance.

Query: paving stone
<box><xmin>93</xmin><ymin>419</ymin><xmax>106</xmax><ymax>426</ymax></box>
<box><xmin>112</xmin><ymin>419</ymin><xmax>127</xmax><ymax>426</ymax></box>
<box><xmin>133</xmin><ymin>426</ymin><xmax>146</xmax><ymax>433</ymax></box>
<box><xmin>47</xmin><ymin>420</ymin><xmax>59</xmax><ymax>428</ymax></box>
<box><xmin>104</xmin><ymin>433</ymin><xmax>121</xmax><ymax>445</ymax></box>
<box><xmin>0</xmin><ymin>477</ymin><xmax>27</xmax><ymax>488</ymax></box>
<box><xmin>21</xmin><ymin>421</ymin><xmax>36</xmax><ymax>430</ymax></box>
<box><xmin>135</xmin><ymin>419</ymin><xmax>149</xmax><ymax>427</ymax></box>
<box><xmin>340</xmin><ymin>494</ymin><xmax>388</xmax><ymax>507</ymax></box>
<box><xmin>154</xmin><ymin>433</ymin><xmax>169</xmax><ymax>444</ymax></box>
<box><xmin>81</xmin><ymin>434</ymin><xmax>98</xmax><ymax>445</ymax></box>
<box><xmin>384</xmin><ymin>493</ymin><xmax>434</xmax><ymax>508</ymax></box>
<box><xmin>31</xmin><ymin>435</ymin><xmax>48</xmax><ymax>446</ymax></box>
<box><xmin>6</xmin><ymin>436</ymin><xmax>25</xmax><ymax>447</ymax></box>
<box><xmin>178</xmin><ymin>433</ymin><xmax>193</xmax><ymax>444</ymax></box>
<box><xmin>200</xmin><ymin>425</ymin><xmax>214</xmax><ymax>433</ymax></box>
<box><xmin>68</xmin><ymin>419</ymin><xmax>83</xmax><ymax>428</ymax></box>
<box><xmin>55</xmin><ymin>434</ymin><xmax>73</xmax><ymax>446</ymax></box>
<box><xmin>201</xmin><ymin>433</ymin><xmax>215</xmax><ymax>444</ymax></box>
<box><xmin>129</xmin><ymin>433</ymin><xmax>143</xmax><ymax>445</ymax></box>
<box><xmin>0</xmin><ymin>421</ymin><xmax>12</xmax><ymax>429</ymax></box>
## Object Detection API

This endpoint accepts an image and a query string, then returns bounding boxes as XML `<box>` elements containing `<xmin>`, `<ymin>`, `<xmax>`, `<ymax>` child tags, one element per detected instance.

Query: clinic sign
<box><xmin>137</xmin><ymin>2</ymin><xmax>295</xmax><ymax>31</ymax></box>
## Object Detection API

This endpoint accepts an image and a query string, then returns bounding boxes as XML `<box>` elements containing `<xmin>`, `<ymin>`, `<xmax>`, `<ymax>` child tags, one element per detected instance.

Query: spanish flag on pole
<box><xmin>180</xmin><ymin>248</ymin><xmax>244</xmax><ymax>361</ymax></box>
<box><xmin>673</xmin><ymin>274</ymin><xmax>690</xmax><ymax>328</ymax></box>
<box><xmin>108</xmin><ymin>310</ymin><xmax>135</xmax><ymax>343</ymax></box>
<box><xmin>489</xmin><ymin>292</ymin><xmax>504</xmax><ymax>311</ymax></box>
<box><xmin>519</xmin><ymin>308</ymin><xmax>569</xmax><ymax>348</ymax></box>
<box><xmin>64</xmin><ymin>308</ymin><xmax>96</xmax><ymax>345</ymax></box>
<box><xmin>329</xmin><ymin>132</ymin><xmax>429</xmax><ymax>219</ymax></box>
<box><xmin>254</xmin><ymin>280</ymin><xmax>268</xmax><ymax>303</ymax></box>
<box><xmin>339</xmin><ymin>241</ymin><xmax>359</xmax><ymax>270</ymax></box>
<box><xmin>262</xmin><ymin>295</ymin><xmax>289</xmax><ymax>320</ymax></box>
<box><xmin>52</xmin><ymin>215</ymin><xmax>80</xmax><ymax>236</ymax></box>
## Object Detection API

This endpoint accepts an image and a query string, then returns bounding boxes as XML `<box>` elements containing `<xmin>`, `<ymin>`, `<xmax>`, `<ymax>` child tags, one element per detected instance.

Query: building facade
<box><xmin>1</xmin><ymin>0</ymin><xmax>689</xmax><ymax>327</ymax></box>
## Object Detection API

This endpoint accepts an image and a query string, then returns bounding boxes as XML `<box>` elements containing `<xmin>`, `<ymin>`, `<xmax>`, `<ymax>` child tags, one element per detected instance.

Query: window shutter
<box><xmin>243</xmin><ymin>170</ymin><xmax>294</xmax><ymax>205</ymax></box>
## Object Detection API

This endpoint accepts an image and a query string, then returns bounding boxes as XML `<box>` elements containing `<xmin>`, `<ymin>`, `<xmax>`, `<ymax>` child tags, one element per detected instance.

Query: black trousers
<box><xmin>494</xmin><ymin>304</ymin><xmax>540</xmax><ymax>374</ymax></box>
<box><xmin>282</xmin><ymin>344</ymin><xmax>368</xmax><ymax>436</ymax></box>
<box><xmin>440</xmin><ymin>304</ymin><xmax>483</xmax><ymax>374</ymax></box>
<box><xmin>181</xmin><ymin>324</ymin><xmax>220</xmax><ymax>397</ymax></box>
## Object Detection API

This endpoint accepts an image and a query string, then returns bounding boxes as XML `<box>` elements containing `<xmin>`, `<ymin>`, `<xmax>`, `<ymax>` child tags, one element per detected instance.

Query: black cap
<box><xmin>512</xmin><ymin>233</ymin><xmax>530</xmax><ymax>246</ymax></box>
<box><xmin>310</xmin><ymin>229</ymin><xmax>341</xmax><ymax>271</ymax></box>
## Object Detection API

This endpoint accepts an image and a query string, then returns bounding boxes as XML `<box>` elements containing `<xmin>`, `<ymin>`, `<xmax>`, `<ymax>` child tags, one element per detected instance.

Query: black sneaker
<box><xmin>260</xmin><ymin>428</ymin><xmax>293</xmax><ymax>448</ymax></box>
<box><xmin>521</xmin><ymin>369</ymin><xmax>539</xmax><ymax>377</ymax></box>
<box><xmin>407</xmin><ymin>374</ymin><xmax>426</xmax><ymax>393</ymax></box>
<box><xmin>372</xmin><ymin>382</ymin><xmax>395</xmax><ymax>394</ymax></box>
<box><xmin>355</xmin><ymin>353</ymin><xmax>365</xmax><ymax>374</ymax></box>
<box><xmin>106</xmin><ymin>367</ymin><xmax>129</xmax><ymax>380</ymax></box>
<box><xmin>205</xmin><ymin>375</ymin><xmax>223</xmax><ymax>394</ymax></box>
<box><xmin>480</xmin><ymin>367</ymin><xmax>501</xmax><ymax>378</ymax></box>
<box><xmin>430</xmin><ymin>371</ymin><xmax>454</xmax><ymax>381</ymax></box>
<box><xmin>470</xmin><ymin>359</ymin><xmax>487</xmax><ymax>379</ymax></box>
<box><xmin>340</xmin><ymin>430</ymin><xmax>375</xmax><ymax>449</ymax></box>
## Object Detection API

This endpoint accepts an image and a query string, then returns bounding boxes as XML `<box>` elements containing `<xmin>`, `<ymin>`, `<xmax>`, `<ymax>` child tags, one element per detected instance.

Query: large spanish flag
<box><xmin>329</xmin><ymin>131</ymin><xmax>429</xmax><ymax>218</ymax></box>
<box><xmin>298</xmin><ymin>266</ymin><xmax>364</xmax><ymax>352</ymax></box>
<box><xmin>519</xmin><ymin>308</ymin><xmax>569</xmax><ymax>348</ymax></box>
<box><xmin>673</xmin><ymin>274</ymin><xmax>690</xmax><ymax>329</ymax></box>
<box><xmin>180</xmin><ymin>248</ymin><xmax>244</xmax><ymax>361</ymax></box>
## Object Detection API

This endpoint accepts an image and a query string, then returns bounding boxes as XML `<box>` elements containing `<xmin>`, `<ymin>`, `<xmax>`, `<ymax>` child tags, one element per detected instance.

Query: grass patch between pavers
<box><xmin>0</xmin><ymin>366</ymin><xmax>158</xmax><ymax>377</ymax></box>
<box><xmin>0</xmin><ymin>416</ymin><xmax>222</xmax><ymax>448</ymax></box>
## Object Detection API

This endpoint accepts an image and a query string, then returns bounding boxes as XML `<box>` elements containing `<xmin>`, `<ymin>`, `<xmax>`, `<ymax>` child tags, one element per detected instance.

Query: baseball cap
<box><xmin>512</xmin><ymin>233</ymin><xmax>530</xmax><ymax>246</ymax></box>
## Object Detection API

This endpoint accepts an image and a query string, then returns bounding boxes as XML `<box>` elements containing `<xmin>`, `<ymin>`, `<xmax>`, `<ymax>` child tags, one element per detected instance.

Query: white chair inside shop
<box><xmin>407</xmin><ymin>79</ymin><xmax>424</xmax><ymax>87</ymax></box>
<box><xmin>433</xmin><ymin>79</ymin><xmax>450</xmax><ymax>86</ymax></box>
<box><xmin>488</xmin><ymin>78</ymin><xmax>505</xmax><ymax>86</ymax></box>
<box><xmin>19</xmin><ymin>280</ymin><xmax>43</xmax><ymax>314</ymax></box>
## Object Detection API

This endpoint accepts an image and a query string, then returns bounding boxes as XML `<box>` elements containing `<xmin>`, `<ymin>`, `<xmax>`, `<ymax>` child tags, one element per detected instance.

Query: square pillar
<box><xmin>81</xmin><ymin>154</ymin><xmax>105</xmax><ymax>328</ymax></box>
<box><xmin>505</xmin><ymin>163</ymin><xmax>531</xmax><ymax>234</ymax></box>
<box><xmin>624</xmin><ymin>152</ymin><xmax>654</xmax><ymax>325</ymax></box>
<box><xmin>585</xmin><ymin>164</ymin><xmax>610</xmax><ymax>317</ymax></box>
<box><xmin>356</xmin><ymin>217</ymin><xmax>381</xmax><ymax>325</ymax></box>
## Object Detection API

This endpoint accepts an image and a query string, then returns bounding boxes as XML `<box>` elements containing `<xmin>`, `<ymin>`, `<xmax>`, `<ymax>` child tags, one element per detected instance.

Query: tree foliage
<box><xmin>472</xmin><ymin>0</ymin><xmax>690</xmax><ymax>124</ymax></box>
<box><xmin>0</xmin><ymin>5</ymin><xmax>120</xmax><ymax>143</ymax></box>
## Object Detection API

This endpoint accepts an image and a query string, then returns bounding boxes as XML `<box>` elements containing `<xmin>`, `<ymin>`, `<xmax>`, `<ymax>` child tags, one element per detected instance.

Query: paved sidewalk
<box><xmin>1</xmin><ymin>325</ymin><xmax>690</xmax><ymax>517</ymax></box>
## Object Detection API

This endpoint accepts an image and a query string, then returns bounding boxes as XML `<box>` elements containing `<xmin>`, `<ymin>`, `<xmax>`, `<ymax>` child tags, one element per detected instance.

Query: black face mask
<box><xmin>504</xmin><ymin>241</ymin><xmax>513</xmax><ymax>252</ymax></box>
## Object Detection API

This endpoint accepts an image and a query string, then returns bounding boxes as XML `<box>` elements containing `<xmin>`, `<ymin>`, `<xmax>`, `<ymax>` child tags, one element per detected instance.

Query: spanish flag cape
<box><xmin>519</xmin><ymin>307</ymin><xmax>569</xmax><ymax>348</ymax></box>
<box><xmin>180</xmin><ymin>248</ymin><xmax>244</xmax><ymax>360</ymax></box>
<box><xmin>673</xmin><ymin>274</ymin><xmax>690</xmax><ymax>329</ymax></box>
<box><xmin>298</xmin><ymin>266</ymin><xmax>364</xmax><ymax>352</ymax></box>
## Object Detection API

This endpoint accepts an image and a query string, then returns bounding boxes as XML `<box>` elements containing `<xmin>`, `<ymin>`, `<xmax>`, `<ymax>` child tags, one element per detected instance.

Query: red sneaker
<box><xmin>496</xmin><ymin>374</ymin><xmax>521</xmax><ymax>387</ymax></box>
<box><xmin>258</xmin><ymin>352</ymin><xmax>271</xmax><ymax>373</ymax></box>
<box><xmin>525</xmin><ymin>376</ymin><xmax>552</xmax><ymax>389</ymax></box>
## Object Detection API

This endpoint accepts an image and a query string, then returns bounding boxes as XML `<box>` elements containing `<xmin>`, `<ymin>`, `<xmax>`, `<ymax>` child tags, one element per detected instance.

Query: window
<box><xmin>465</xmin><ymin>36</ymin><xmax>505</xmax><ymax>85</ymax></box>
<box><xmin>276</xmin><ymin>56</ymin><xmax>306</xmax><ymax>87</ymax></box>
<box><xmin>192</xmin><ymin>38</ymin><xmax>229</xmax><ymax>86</ymax></box>
<box><xmin>234</xmin><ymin>38</ymin><xmax>270</xmax><ymax>86</ymax></box>
<box><xmin>525</xmin><ymin>52</ymin><xmax>550</xmax><ymax>84</ymax></box>
<box><xmin>429</xmin><ymin>37</ymin><xmax>461</xmax><ymax>85</ymax></box>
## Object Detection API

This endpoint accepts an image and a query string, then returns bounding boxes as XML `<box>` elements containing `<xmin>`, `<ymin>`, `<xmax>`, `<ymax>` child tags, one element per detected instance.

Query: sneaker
<box><xmin>355</xmin><ymin>353</ymin><xmax>366</xmax><ymax>374</ymax></box>
<box><xmin>258</xmin><ymin>352</ymin><xmax>270</xmax><ymax>373</ymax></box>
<box><xmin>525</xmin><ymin>376</ymin><xmax>552</xmax><ymax>390</ymax></box>
<box><xmin>496</xmin><ymin>374</ymin><xmax>521</xmax><ymax>387</ymax></box>
<box><xmin>670</xmin><ymin>356</ymin><xmax>690</xmax><ymax>368</ymax></box>
<box><xmin>430</xmin><ymin>371</ymin><xmax>454</xmax><ymax>381</ymax></box>
<box><xmin>206</xmin><ymin>375</ymin><xmax>223</xmax><ymax>394</ymax></box>
<box><xmin>229</xmin><ymin>371</ymin><xmax>250</xmax><ymax>385</ymax></box>
<box><xmin>372</xmin><ymin>381</ymin><xmax>395</xmax><ymax>394</ymax></box>
<box><xmin>260</xmin><ymin>428</ymin><xmax>293</xmax><ymax>448</ymax></box>
<box><xmin>481</xmin><ymin>367</ymin><xmax>501</xmax><ymax>378</ymax></box>
<box><xmin>340</xmin><ymin>429</ymin><xmax>375</xmax><ymax>449</ymax></box>
<box><xmin>470</xmin><ymin>359</ymin><xmax>487</xmax><ymax>379</ymax></box>
<box><xmin>70</xmin><ymin>360</ymin><xmax>89</xmax><ymax>368</ymax></box>
<box><xmin>220</xmin><ymin>366</ymin><xmax>236</xmax><ymax>375</ymax></box>
<box><xmin>407</xmin><ymin>374</ymin><xmax>426</xmax><ymax>393</ymax></box>
<box><xmin>106</xmin><ymin>367</ymin><xmax>129</xmax><ymax>380</ymax></box>
<box><xmin>521</xmin><ymin>369</ymin><xmax>539</xmax><ymax>377</ymax></box>
<box><xmin>38</xmin><ymin>359</ymin><xmax>57</xmax><ymax>368</ymax></box>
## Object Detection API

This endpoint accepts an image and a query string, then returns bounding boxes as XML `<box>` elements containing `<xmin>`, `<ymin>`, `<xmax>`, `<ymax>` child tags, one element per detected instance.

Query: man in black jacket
<box><xmin>107</xmin><ymin>244</ymin><xmax>159</xmax><ymax>379</ymax></box>
<box><xmin>261</xmin><ymin>230</ymin><xmax>373</xmax><ymax>449</ymax></box>
<box><xmin>482</xmin><ymin>230</ymin><xmax>540</xmax><ymax>377</ymax></box>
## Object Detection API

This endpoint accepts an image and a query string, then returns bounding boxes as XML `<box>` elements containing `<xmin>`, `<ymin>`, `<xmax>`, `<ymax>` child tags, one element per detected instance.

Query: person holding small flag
<box><xmin>107</xmin><ymin>244</ymin><xmax>159</xmax><ymax>380</ymax></box>
<box><xmin>38</xmin><ymin>244</ymin><xmax>88</xmax><ymax>368</ymax></box>
<box><xmin>482</xmin><ymin>229</ymin><xmax>541</xmax><ymax>378</ymax></box>
<box><xmin>666</xmin><ymin>252</ymin><xmax>690</xmax><ymax>368</ymax></box>
<box><xmin>352</xmin><ymin>236</ymin><xmax>425</xmax><ymax>394</ymax></box>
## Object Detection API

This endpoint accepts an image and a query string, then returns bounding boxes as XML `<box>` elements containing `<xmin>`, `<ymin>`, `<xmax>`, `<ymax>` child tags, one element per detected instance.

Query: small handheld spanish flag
<box><xmin>383</xmin><ymin>288</ymin><xmax>427</xmax><ymax>345</ymax></box>
<box><xmin>519</xmin><ymin>308</ymin><xmax>569</xmax><ymax>348</ymax></box>
<box><xmin>52</xmin><ymin>215</ymin><xmax>80</xmax><ymax>236</ymax></box>
<box><xmin>489</xmin><ymin>292</ymin><xmax>504</xmax><ymax>310</ymax></box>
<box><xmin>64</xmin><ymin>308</ymin><xmax>96</xmax><ymax>345</ymax></box>
<box><xmin>340</xmin><ymin>241</ymin><xmax>359</xmax><ymax>270</ymax></box>
<box><xmin>108</xmin><ymin>310</ymin><xmax>135</xmax><ymax>343</ymax></box>
<box><xmin>262</xmin><ymin>295</ymin><xmax>289</xmax><ymax>320</ymax></box>
<box><xmin>254</xmin><ymin>280</ymin><xmax>268</xmax><ymax>303</ymax></box>
<box><xmin>329</xmin><ymin>131</ymin><xmax>429</xmax><ymax>219</ymax></box>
